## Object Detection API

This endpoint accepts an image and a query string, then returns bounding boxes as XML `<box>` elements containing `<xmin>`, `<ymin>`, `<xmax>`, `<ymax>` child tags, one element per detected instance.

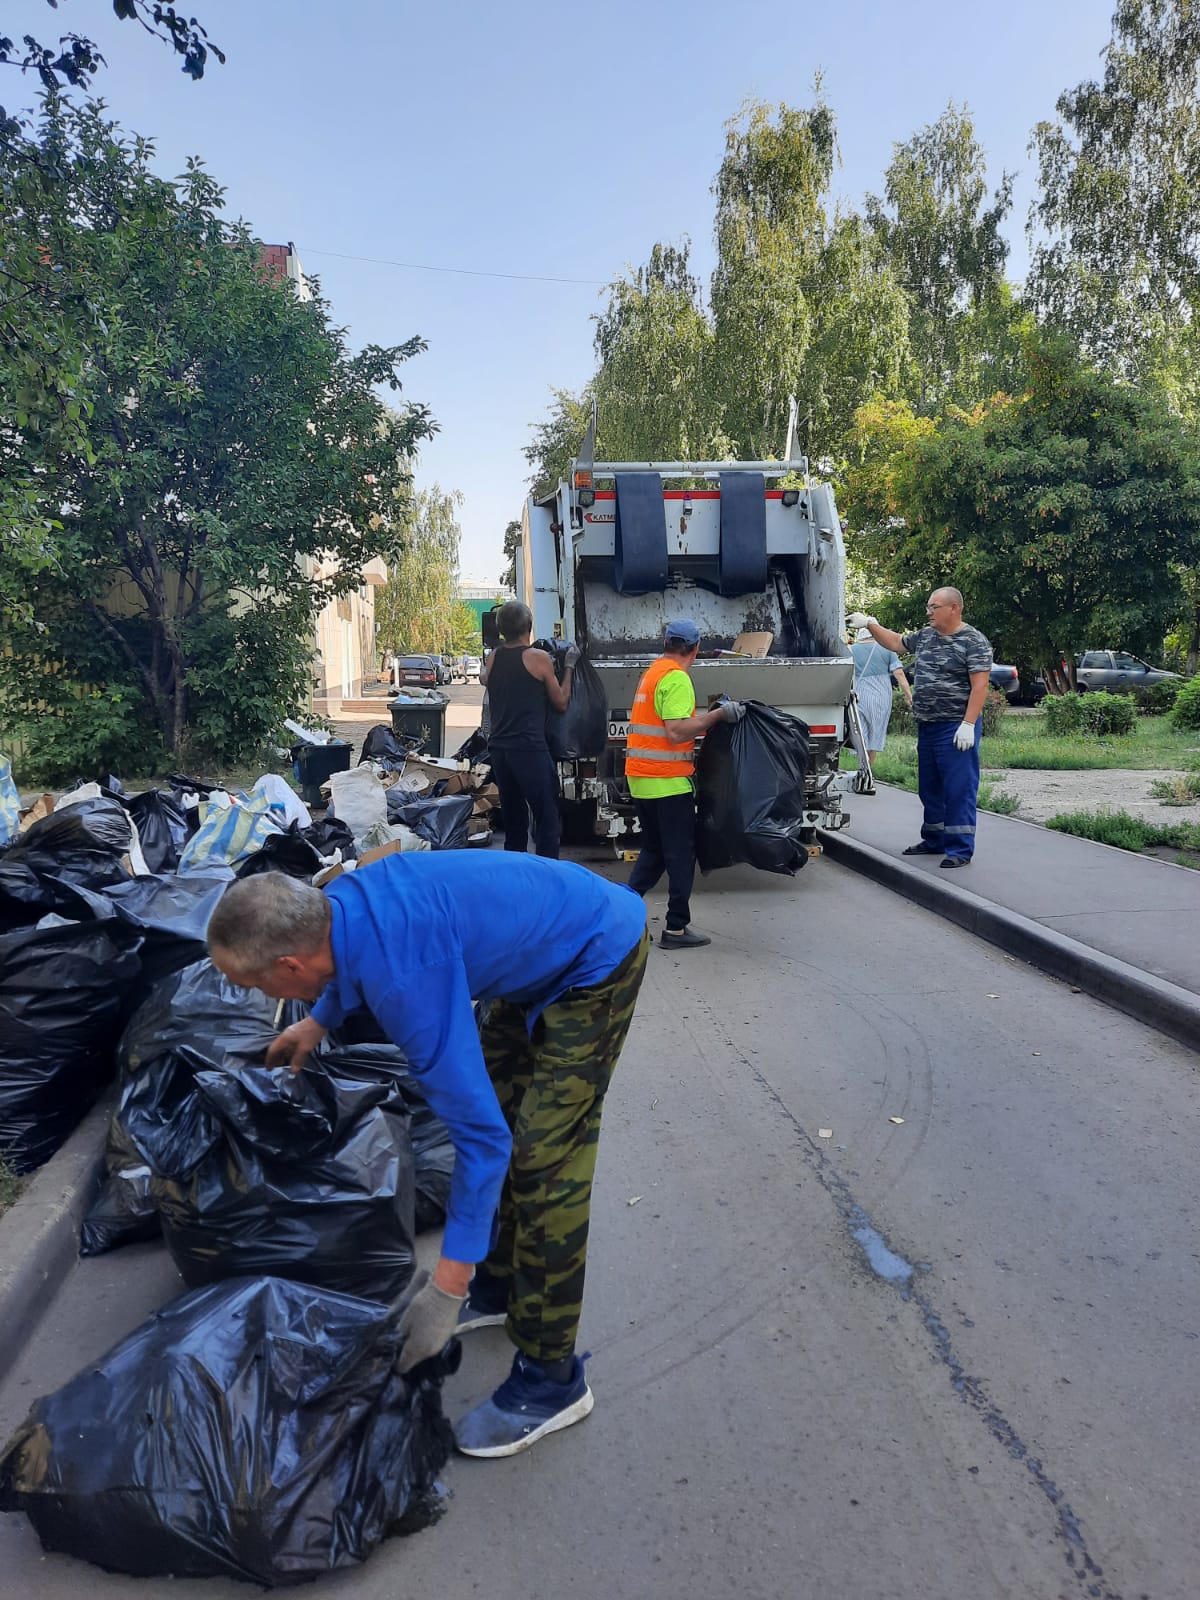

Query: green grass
<box><xmin>1148</xmin><ymin>771</ymin><xmax>1200</xmax><ymax>804</ymax></box>
<box><xmin>843</xmin><ymin>712</ymin><xmax>1199</xmax><ymax>776</ymax></box>
<box><xmin>0</xmin><ymin>1154</ymin><xmax>23</xmax><ymax>1219</ymax></box>
<box><xmin>1045</xmin><ymin>808</ymin><xmax>1200</xmax><ymax>856</ymax></box>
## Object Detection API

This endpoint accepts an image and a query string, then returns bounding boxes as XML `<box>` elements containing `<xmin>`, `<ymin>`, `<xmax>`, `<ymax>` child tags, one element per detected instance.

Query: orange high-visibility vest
<box><xmin>625</xmin><ymin>656</ymin><xmax>697</xmax><ymax>780</ymax></box>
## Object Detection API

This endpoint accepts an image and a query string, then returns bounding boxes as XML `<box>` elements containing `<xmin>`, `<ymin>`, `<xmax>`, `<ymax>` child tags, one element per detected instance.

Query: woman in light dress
<box><xmin>850</xmin><ymin>626</ymin><xmax>912</xmax><ymax>769</ymax></box>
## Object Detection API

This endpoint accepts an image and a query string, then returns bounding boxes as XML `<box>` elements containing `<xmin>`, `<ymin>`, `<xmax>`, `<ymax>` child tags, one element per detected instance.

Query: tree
<box><xmin>593</xmin><ymin>241</ymin><xmax>719</xmax><ymax>460</ymax></box>
<box><xmin>861</xmin><ymin>333</ymin><xmax>1200</xmax><ymax>677</ymax></box>
<box><xmin>1</xmin><ymin>1</ymin><xmax>222</xmax><ymax>97</ymax></box>
<box><xmin>500</xmin><ymin>517</ymin><xmax>521</xmax><ymax>591</ymax></box>
<box><xmin>447</xmin><ymin>601</ymin><xmax>481</xmax><ymax>657</ymax></box>
<box><xmin>710</xmin><ymin>96</ymin><xmax>836</xmax><ymax>458</ymax></box>
<box><xmin>0</xmin><ymin>95</ymin><xmax>433</xmax><ymax>777</ymax></box>
<box><xmin>376</xmin><ymin>486</ymin><xmax>463</xmax><ymax>656</ymax></box>
<box><xmin>868</xmin><ymin>104</ymin><xmax>1018</xmax><ymax>412</ymax></box>
<box><xmin>523</xmin><ymin>386</ymin><xmax>592</xmax><ymax>498</ymax></box>
<box><xmin>1028</xmin><ymin>0</ymin><xmax>1200</xmax><ymax>410</ymax></box>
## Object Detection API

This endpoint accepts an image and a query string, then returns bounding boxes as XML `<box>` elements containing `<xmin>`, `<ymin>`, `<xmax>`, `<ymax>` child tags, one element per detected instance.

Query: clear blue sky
<box><xmin>6</xmin><ymin>0</ymin><xmax>1115</xmax><ymax>582</ymax></box>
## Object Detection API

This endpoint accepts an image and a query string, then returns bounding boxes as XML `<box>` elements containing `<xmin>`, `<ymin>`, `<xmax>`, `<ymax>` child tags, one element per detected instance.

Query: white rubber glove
<box><xmin>953</xmin><ymin>721</ymin><xmax>976</xmax><ymax>751</ymax></box>
<box><xmin>847</xmin><ymin>612</ymin><xmax>876</xmax><ymax>630</ymax></box>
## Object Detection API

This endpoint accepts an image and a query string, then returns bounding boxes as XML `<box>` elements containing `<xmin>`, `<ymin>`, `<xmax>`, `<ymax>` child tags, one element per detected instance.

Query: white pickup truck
<box><xmin>511</xmin><ymin>407</ymin><xmax>869</xmax><ymax>845</ymax></box>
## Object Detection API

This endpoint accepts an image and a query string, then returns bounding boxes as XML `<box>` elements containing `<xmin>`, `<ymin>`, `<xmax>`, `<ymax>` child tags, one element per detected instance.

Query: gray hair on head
<box><xmin>497</xmin><ymin>600</ymin><xmax>533</xmax><ymax>641</ymax></box>
<box><xmin>206</xmin><ymin>875</ymin><xmax>331</xmax><ymax>980</ymax></box>
<box><xmin>932</xmin><ymin>585</ymin><xmax>963</xmax><ymax>608</ymax></box>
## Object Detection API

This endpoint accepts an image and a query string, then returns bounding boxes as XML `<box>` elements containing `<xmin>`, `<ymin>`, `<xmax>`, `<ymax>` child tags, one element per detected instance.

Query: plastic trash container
<box><xmin>389</xmin><ymin>699</ymin><xmax>446</xmax><ymax>757</ymax></box>
<box><xmin>290</xmin><ymin>741</ymin><xmax>352</xmax><ymax>807</ymax></box>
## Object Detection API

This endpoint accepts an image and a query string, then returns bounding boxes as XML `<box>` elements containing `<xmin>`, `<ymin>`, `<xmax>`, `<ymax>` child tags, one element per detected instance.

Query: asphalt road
<box><xmin>1</xmin><ymin>854</ymin><xmax>1198</xmax><ymax>1600</ymax></box>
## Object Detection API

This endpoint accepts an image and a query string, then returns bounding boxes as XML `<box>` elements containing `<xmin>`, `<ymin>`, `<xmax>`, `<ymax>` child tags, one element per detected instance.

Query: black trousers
<box><xmin>627</xmin><ymin>789</ymin><xmax>696</xmax><ymax>931</ymax></box>
<box><xmin>490</xmin><ymin>747</ymin><xmax>561</xmax><ymax>859</ymax></box>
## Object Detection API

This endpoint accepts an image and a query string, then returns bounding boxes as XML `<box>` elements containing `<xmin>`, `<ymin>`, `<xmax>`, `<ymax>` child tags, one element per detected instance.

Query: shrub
<box><xmin>889</xmin><ymin>685</ymin><xmax>915</xmax><ymax>736</ymax></box>
<box><xmin>1170</xmin><ymin>674</ymin><xmax>1200</xmax><ymax>731</ymax></box>
<box><xmin>1135</xmin><ymin>678</ymin><xmax>1182</xmax><ymax>715</ymax></box>
<box><xmin>1044</xmin><ymin>690</ymin><xmax>1135</xmax><ymax>737</ymax></box>
<box><xmin>980</xmin><ymin>686</ymin><xmax>1007</xmax><ymax>738</ymax></box>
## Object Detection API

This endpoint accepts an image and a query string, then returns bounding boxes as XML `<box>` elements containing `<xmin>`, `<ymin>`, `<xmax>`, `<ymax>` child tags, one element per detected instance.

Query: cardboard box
<box><xmin>729</xmin><ymin>631</ymin><xmax>773</xmax><ymax>658</ymax></box>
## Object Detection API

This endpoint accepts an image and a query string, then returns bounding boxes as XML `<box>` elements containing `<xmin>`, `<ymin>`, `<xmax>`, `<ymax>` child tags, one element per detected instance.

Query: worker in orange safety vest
<box><xmin>625</xmin><ymin>619</ymin><xmax>745</xmax><ymax>949</ymax></box>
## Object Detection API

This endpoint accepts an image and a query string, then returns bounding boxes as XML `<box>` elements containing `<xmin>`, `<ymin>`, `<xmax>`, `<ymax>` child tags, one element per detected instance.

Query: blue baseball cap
<box><xmin>664</xmin><ymin>617</ymin><xmax>701</xmax><ymax>647</ymax></box>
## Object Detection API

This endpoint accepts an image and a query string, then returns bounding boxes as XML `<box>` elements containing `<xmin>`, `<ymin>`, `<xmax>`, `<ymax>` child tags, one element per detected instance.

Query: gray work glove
<box><xmin>719</xmin><ymin>699</ymin><xmax>747</xmax><ymax>723</ymax></box>
<box><xmin>563</xmin><ymin>643</ymin><xmax>581</xmax><ymax>669</ymax></box>
<box><xmin>395</xmin><ymin>1271</ymin><xmax>465</xmax><ymax>1373</ymax></box>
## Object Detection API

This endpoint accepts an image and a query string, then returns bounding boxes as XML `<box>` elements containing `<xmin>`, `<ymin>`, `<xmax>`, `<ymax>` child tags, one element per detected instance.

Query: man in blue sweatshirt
<box><xmin>207</xmin><ymin>850</ymin><xmax>648</xmax><ymax>1458</ymax></box>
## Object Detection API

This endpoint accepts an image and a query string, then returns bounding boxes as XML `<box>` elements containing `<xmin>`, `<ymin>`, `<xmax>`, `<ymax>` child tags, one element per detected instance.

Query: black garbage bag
<box><xmin>320</xmin><ymin>1043</ymin><xmax>456</xmax><ymax>1234</ymax></box>
<box><xmin>454</xmin><ymin>728</ymin><xmax>490</xmax><ymax>766</ymax></box>
<box><xmin>78</xmin><ymin>1114</ymin><xmax>158</xmax><ymax>1257</ymax></box>
<box><xmin>0</xmin><ymin>1276</ymin><xmax>458</xmax><ymax>1587</ymax></box>
<box><xmin>235</xmin><ymin>822</ymin><xmax>325</xmax><ymax>880</ymax></box>
<box><xmin>127</xmin><ymin>789</ymin><xmax>194</xmax><ymax>873</ymax></box>
<box><xmin>359</xmin><ymin>723</ymin><xmax>411</xmax><ymax>771</ymax></box>
<box><xmin>546</xmin><ymin>652</ymin><xmax>608</xmax><ymax>760</ymax></box>
<box><xmin>0</xmin><ymin>798</ymin><xmax>136</xmax><ymax>890</ymax></box>
<box><xmin>695</xmin><ymin>701</ymin><xmax>811</xmax><ymax>876</ymax></box>
<box><xmin>117</xmin><ymin>963</ymin><xmax>417</xmax><ymax>1298</ymax></box>
<box><xmin>391</xmin><ymin>794</ymin><xmax>473</xmax><ymax>851</ymax></box>
<box><xmin>0</xmin><ymin>908</ymin><xmax>141</xmax><ymax>1173</ymax></box>
<box><xmin>102</xmin><ymin>872</ymin><xmax>229</xmax><ymax>989</ymax></box>
<box><xmin>303</xmin><ymin>814</ymin><xmax>358</xmax><ymax>862</ymax></box>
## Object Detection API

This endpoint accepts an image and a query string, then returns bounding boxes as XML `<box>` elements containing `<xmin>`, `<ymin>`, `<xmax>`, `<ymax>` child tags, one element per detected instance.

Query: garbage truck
<box><xmin>511</xmin><ymin>403</ymin><xmax>869</xmax><ymax>847</ymax></box>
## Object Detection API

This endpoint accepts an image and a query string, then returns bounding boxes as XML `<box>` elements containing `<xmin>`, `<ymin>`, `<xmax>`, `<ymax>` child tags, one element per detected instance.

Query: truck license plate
<box><xmin>607</xmin><ymin>719</ymin><xmax>629</xmax><ymax>743</ymax></box>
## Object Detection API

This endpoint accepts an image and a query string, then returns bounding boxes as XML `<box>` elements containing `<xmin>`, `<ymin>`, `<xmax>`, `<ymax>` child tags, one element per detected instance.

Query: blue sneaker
<box><xmin>455</xmin><ymin>1352</ymin><xmax>594</xmax><ymax>1458</ymax></box>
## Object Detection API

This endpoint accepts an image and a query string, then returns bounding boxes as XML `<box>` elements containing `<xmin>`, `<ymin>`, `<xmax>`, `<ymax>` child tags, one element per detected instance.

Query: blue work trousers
<box><xmin>916</xmin><ymin>720</ymin><xmax>981</xmax><ymax>861</ymax></box>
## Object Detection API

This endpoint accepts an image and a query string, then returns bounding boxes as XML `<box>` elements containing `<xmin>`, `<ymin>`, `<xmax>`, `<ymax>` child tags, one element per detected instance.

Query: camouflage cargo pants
<box><xmin>477</xmin><ymin>927</ymin><xmax>650</xmax><ymax>1362</ymax></box>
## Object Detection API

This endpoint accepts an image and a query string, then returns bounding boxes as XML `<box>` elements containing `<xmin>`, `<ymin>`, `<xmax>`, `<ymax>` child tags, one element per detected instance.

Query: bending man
<box><xmin>207</xmin><ymin>851</ymin><xmax>648</xmax><ymax>1456</ymax></box>
<box><xmin>848</xmin><ymin>589</ymin><xmax>992</xmax><ymax>867</ymax></box>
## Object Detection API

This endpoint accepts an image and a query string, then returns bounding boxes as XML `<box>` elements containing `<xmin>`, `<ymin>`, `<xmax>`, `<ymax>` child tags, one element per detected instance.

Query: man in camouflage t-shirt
<box><xmin>847</xmin><ymin>588</ymin><xmax>992</xmax><ymax>867</ymax></box>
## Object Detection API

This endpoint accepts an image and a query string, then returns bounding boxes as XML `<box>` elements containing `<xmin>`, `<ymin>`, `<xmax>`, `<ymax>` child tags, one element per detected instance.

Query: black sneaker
<box><xmin>455</xmin><ymin>1351</ymin><xmax>594</xmax><ymax>1458</ymax></box>
<box><xmin>661</xmin><ymin>926</ymin><xmax>711</xmax><ymax>949</ymax></box>
<box><xmin>456</xmin><ymin>1296</ymin><xmax>507</xmax><ymax>1334</ymax></box>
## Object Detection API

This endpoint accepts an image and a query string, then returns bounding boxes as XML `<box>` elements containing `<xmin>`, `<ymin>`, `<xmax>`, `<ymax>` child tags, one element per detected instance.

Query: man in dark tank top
<box><xmin>480</xmin><ymin>600</ymin><xmax>576</xmax><ymax>858</ymax></box>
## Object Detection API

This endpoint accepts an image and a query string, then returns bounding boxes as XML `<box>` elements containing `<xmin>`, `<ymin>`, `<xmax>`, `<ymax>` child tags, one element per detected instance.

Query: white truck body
<box><xmin>513</xmin><ymin>439</ymin><xmax>864</xmax><ymax>844</ymax></box>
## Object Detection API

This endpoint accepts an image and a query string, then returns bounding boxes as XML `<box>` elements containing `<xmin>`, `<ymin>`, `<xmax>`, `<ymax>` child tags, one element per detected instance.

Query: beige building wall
<box><xmin>309</xmin><ymin>555</ymin><xmax>386</xmax><ymax>714</ymax></box>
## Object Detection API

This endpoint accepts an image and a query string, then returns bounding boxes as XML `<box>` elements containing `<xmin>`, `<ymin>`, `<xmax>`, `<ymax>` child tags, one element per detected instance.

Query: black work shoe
<box><xmin>902</xmin><ymin>843</ymin><xmax>942</xmax><ymax>856</ymax></box>
<box><xmin>660</xmin><ymin>926</ymin><xmax>711</xmax><ymax>949</ymax></box>
<box><xmin>940</xmin><ymin>857</ymin><xmax>971</xmax><ymax>869</ymax></box>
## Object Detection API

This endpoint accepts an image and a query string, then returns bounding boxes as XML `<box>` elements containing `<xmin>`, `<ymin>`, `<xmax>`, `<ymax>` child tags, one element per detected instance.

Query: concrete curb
<box><xmin>820</xmin><ymin>829</ymin><xmax>1200</xmax><ymax>1055</ymax></box>
<box><xmin>0</xmin><ymin>1097</ymin><xmax>110</xmax><ymax>1388</ymax></box>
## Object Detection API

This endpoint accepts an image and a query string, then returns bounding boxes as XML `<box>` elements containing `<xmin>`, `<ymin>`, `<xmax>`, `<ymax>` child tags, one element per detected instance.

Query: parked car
<box><xmin>393</xmin><ymin>654</ymin><xmax>439</xmax><ymax>689</ymax></box>
<box><xmin>1075</xmin><ymin>651</ymin><xmax>1181</xmax><ymax>692</ymax></box>
<box><xmin>464</xmin><ymin>655</ymin><xmax>482</xmax><ymax>680</ymax></box>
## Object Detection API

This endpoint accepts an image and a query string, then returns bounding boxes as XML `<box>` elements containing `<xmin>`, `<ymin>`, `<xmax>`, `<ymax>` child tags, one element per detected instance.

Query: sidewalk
<box><xmin>830</xmin><ymin>783</ymin><xmax>1200</xmax><ymax>998</ymax></box>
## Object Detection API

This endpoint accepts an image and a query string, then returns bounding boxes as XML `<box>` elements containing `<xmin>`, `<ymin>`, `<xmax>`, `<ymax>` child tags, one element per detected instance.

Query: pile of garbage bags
<box><xmin>82</xmin><ymin>962</ymin><xmax>457</xmax><ymax>1270</ymax></box>
<box><xmin>696</xmin><ymin>701</ymin><xmax>812</xmax><ymax>876</ymax></box>
<box><xmin>0</xmin><ymin>722</ymin><xmax>483</xmax><ymax>1173</ymax></box>
<box><xmin>0</xmin><ymin>1275</ymin><xmax>458</xmax><ymax>1586</ymax></box>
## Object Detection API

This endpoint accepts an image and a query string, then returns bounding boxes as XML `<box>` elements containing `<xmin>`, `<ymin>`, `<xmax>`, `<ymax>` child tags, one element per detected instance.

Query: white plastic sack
<box><xmin>358</xmin><ymin>819</ymin><xmax>431</xmax><ymax>854</ymax></box>
<box><xmin>328</xmin><ymin>767</ymin><xmax>387</xmax><ymax>843</ymax></box>
<box><xmin>250</xmin><ymin>774</ymin><xmax>311</xmax><ymax>830</ymax></box>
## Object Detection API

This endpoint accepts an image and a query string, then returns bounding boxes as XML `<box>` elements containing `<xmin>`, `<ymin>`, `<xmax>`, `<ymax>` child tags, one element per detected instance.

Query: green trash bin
<box><xmin>389</xmin><ymin>698</ymin><xmax>447</xmax><ymax>757</ymax></box>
